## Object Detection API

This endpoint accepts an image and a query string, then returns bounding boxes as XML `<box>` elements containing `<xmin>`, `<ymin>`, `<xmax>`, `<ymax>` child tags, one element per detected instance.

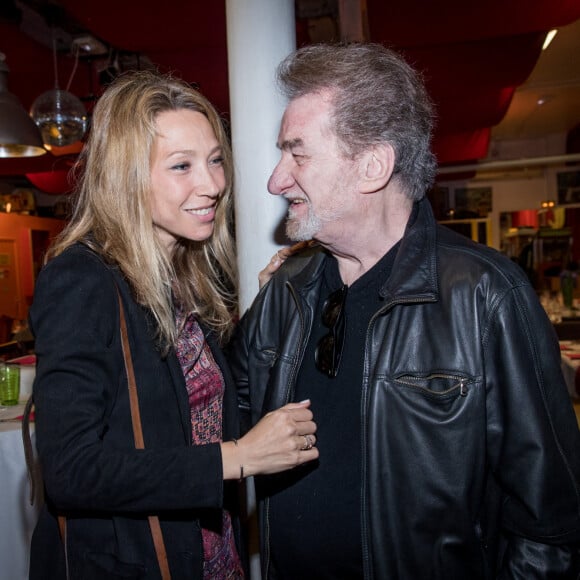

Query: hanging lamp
<box><xmin>30</xmin><ymin>87</ymin><xmax>87</xmax><ymax>147</ymax></box>
<box><xmin>29</xmin><ymin>32</ymin><xmax>88</xmax><ymax>149</ymax></box>
<box><xmin>0</xmin><ymin>53</ymin><xmax>46</xmax><ymax>158</ymax></box>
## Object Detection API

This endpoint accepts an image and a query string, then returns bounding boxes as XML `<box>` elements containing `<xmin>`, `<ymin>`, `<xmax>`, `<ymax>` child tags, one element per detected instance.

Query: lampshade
<box><xmin>26</xmin><ymin>169</ymin><xmax>75</xmax><ymax>195</ymax></box>
<box><xmin>30</xmin><ymin>88</ymin><xmax>88</xmax><ymax>148</ymax></box>
<box><xmin>0</xmin><ymin>55</ymin><xmax>46</xmax><ymax>158</ymax></box>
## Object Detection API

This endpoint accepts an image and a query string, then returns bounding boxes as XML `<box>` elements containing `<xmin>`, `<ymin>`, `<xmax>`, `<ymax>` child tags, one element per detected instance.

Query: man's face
<box><xmin>267</xmin><ymin>91</ymin><xmax>360</xmax><ymax>244</ymax></box>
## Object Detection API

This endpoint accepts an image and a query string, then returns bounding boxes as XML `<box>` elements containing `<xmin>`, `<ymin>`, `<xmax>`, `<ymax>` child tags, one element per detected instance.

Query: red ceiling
<box><xmin>364</xmin><ymin>0</ymin><xmax>580</xmax><ymax>164</ymax></box>
<box><xmin>1</xmin><ymin>0</ymin><xmax>580</xmax><ymax>192</ymax></box>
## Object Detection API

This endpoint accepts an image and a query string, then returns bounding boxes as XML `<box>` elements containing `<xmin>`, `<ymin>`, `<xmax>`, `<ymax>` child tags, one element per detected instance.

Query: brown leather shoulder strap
<box><xmin>116</xmin><ymin>289</ymin><xmax>171</xmax><ymax>580</ymax></box>
<box><xmin>117</xmin><ymin>290</ymin><xmax>145</xmax><ymax>450</ymax></box>
<box><xmin>22</xmin><ymin>394</ymin><xmax>37</xmax><ymax>505</ymax></box>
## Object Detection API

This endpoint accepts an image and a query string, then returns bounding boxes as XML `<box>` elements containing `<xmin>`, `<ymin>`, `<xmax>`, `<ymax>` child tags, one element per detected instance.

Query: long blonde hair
<box><xmin>48</xmin><ymin>70</ymin><xmax>238</xmax><ymax>348</ymax></box>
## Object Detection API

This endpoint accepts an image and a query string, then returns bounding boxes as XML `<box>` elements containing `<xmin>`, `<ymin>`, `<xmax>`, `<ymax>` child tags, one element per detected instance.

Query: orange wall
<box><xmin>0</xmin><ymin>213</ymin><xmax>65</xmax><ymax>320</ymax></box>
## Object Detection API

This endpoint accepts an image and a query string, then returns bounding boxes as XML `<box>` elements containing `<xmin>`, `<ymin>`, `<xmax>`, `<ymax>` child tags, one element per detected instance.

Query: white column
<box><xmin>226</xmin><ymin>0</ymin><xmax>296</xmax><ymax>313</ymax></box>
<box><xmin>226</xmin><ymin>5</ymin><xmax>295</xmax><ymax>579</ymax></box>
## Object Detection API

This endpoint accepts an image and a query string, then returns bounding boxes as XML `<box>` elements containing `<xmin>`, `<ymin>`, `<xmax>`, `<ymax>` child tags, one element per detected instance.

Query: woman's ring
<box><xmin>301</xmin><ymin>434</ymin><xmax>313</xmax><ymax>451</ymax></box>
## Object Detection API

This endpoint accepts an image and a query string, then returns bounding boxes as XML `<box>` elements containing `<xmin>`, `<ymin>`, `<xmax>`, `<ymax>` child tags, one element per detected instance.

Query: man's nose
<box><xmin>267</xmin><ymin>158</ymin><xmax>293</xmax><ymax>195</ymax></box>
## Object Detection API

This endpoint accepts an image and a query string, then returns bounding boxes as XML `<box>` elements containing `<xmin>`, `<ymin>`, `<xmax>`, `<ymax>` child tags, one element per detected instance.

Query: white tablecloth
<box><xmin>0</xmin><ymin>403</ymin><xmax>41</xmax><ymax>580</ymax></box>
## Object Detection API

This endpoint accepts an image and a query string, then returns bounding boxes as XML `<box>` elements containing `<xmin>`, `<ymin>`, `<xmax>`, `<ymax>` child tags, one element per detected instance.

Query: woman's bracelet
<box><xmin>232</xmin><ymin>438</ymin><xmax>244</xmax><ymax>481</ymax></box>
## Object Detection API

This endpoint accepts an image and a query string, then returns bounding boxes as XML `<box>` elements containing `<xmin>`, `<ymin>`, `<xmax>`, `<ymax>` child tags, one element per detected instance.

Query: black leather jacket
<box><xmin>230</xmin><ymin>199</ymin><xmax>580</xmax><ymax>579</ymax></box>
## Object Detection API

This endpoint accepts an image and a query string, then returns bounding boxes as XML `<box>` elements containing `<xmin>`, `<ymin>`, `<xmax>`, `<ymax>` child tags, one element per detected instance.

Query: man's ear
<box><xmin>360</xmin><ymin>143</ymin><xmax>395</xmax><ymax>193</ymax></box>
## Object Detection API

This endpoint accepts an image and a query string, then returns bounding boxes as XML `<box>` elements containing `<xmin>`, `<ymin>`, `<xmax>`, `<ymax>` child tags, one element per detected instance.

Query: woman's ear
<box><xmin>360</xmin><ymin>143</ymin><xmax>395</xmax><ymax>193</ymax></box>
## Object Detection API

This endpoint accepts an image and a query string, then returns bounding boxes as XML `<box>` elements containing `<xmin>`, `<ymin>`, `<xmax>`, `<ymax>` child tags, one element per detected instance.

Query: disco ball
<box><xmin>30</xmin><ymin>88</ymin><xmax>88</xmax><ymax>147</ymax></box>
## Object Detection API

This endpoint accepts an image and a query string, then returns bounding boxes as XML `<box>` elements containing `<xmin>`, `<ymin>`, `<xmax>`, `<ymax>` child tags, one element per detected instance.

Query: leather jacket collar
<box><xmin>285</xmin><ymin>197</ymin><xmax>439</xmax><ymax>307</ymax></box>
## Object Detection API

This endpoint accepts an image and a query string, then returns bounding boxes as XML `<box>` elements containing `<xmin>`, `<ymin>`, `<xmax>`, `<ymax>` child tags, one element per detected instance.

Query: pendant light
<box><xmin>29</xmin><ymin>33</ymin><xmax>88</xmax><ymax>149</ymax></box>
<box><xmin>0</xmin><ymin>53</ymin><xmax>46</xmax><ymax>158</ymax></box>
<box><xmin>30</xmin><ymin>87</ymin><xmax>87</xmax><ymax>147</ymax></box>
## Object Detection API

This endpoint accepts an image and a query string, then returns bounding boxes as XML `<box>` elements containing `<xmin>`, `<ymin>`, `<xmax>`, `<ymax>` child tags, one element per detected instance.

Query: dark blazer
<box><xmin>28</xmin><ymin>243</ymin><xmax>241</xmax><ymax>580</ymax></box>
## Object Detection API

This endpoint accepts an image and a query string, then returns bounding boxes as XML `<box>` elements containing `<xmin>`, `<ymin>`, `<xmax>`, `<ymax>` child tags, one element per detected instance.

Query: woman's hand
<box><xmin>258</xmin><ymin>241</ymin><xmax>314</xmax><ymax>289</ymax></box>
<box><xmin>221</xmin><ymin>400</ymin><xmax>318</xmax><ymax>479</ymax></box>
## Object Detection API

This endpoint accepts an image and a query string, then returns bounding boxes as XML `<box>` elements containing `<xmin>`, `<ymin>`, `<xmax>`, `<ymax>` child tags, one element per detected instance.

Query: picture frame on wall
<box><xmin>454</xmin><ymin>186</ymin><xmax>492</xmax><ymax>218</ymax></box>
<box><xmin>557</xmin><ymin>170</ymin><xmax>580</xmax><ymax>205</ymax></box>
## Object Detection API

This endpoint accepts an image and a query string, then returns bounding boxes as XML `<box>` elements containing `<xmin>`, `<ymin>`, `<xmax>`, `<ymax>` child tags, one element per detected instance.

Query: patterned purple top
<box><xmin>175</xmin><ymin>306</ymin><xmax>244</xmax><ymax>579</ymax></box>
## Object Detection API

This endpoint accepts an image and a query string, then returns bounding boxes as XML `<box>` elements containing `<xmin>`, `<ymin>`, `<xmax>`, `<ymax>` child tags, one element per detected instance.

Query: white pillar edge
<box><xmin>226</xmin><ymin>0</ymin><xmax>296</xmax><ymax>314</ymax></box>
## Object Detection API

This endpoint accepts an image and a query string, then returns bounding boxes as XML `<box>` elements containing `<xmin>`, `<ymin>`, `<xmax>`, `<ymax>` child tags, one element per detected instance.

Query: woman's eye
<box><xmin>210</xmin><ymin>156</ymin><xmax>224</xmax><ymax>166</ymax></box>
<box><xmin>171</xmin><ymin>162</ymin><xmax>190</xmax><ymax>171</ymax></box>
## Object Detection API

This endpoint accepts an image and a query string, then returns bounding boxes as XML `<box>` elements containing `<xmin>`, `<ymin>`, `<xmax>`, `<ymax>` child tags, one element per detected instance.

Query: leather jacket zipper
<box><xmin>263</xmin><ymin>281</ymin><xmax>312</xmax><ymax>579</ymax></box>
<box><xmin>360</xmin><ymin>295</ymin><xmax>437</xmax><ymax>579</ymax></box>
<box><xmin>396</xmin><ymin>373</ymin><xmax>470</xmax><ymax>397</ymax></box>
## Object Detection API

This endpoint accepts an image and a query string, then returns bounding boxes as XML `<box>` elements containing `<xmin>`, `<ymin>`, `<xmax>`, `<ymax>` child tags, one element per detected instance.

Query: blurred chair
<box><xmin>0</xmin><ymin>341</ymin><xmax>25</xmax><ymax>361</ymax></box>
<box><xmin>553</xmin><ymin>320</ymin><xmax>580</xmax><ymax>340</ymax></box>
<box><xmin>0</xmin><ymin>315</ymin><xmax>13</xmax><ymax>344</ymax></box>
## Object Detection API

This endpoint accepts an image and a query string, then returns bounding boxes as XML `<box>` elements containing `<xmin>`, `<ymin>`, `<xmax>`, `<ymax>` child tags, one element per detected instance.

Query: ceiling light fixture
<box><xmin>542</xmin><ymin>29</ymin><xmax>558</xmax><ymax>50</ymax></box>
<box><xmin>0</xmin><ymin>53</ymin><xmax>46</xmax><ymax>158</ymax></box>
<box><xmin>29</xmin><ymin>32</ymin><xmax>88</xmax><ymax>148</ymax></box>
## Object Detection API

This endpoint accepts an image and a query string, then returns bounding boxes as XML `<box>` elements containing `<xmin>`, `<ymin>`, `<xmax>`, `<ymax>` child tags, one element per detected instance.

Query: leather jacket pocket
<box><xmin>391</xmin><ymin>372</ymin><xmax>475</xmax><ymax>416</ymax></box>
<box><xmin>394</xmin><ymin>372</ymin><xmax>471</xmax><ymax>399</ymax></box>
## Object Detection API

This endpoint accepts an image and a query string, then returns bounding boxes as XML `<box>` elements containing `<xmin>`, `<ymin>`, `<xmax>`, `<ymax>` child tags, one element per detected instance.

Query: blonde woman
<box><xmin>29</xmin><ymin>71</ymin><xmax>318</xmax><ymax>580</ymax></box>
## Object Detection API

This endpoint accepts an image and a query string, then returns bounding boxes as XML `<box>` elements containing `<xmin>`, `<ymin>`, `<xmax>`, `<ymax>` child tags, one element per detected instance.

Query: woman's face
<box><xmin>150</xmin><ymin>109</ymin><xmax>226</xmax><ymax>253</ymax></box>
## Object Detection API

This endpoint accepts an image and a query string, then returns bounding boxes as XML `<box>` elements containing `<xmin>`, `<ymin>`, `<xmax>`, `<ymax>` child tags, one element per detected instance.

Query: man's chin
<box><xmin>286</xmin><ymin>216</ymin><xmax>320</xmax><ymax>242</ymax></box>
<box><xmin>286</xmin><ymin>222</ymin><xmax>314</xmax><ymax>242</ymax></box>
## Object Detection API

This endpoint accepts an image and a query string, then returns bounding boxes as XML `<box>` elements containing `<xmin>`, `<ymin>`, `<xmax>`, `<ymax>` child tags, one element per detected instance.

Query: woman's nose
<box><xmin>198</xmin><ymin>169</ymin><xmax>222</xmax><ymax>198</ymax></box>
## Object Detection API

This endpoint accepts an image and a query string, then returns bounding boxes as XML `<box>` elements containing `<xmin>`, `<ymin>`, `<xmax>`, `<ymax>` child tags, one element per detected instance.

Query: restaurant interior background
<box><xmin>1</xmin><ymin>0</ymin><xmax>580</xmax><ymax>341</ymax></box>
<box><xmin>2</xmin><ymin>7</ymin><xmax>580</xmax><ymax>578</ymax></box>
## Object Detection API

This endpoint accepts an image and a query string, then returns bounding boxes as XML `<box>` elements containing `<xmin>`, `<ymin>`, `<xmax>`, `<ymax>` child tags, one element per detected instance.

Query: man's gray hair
<box><xmin>276</xmin><ymin>43</ymin><xmax>438</xmax><ymax>201</ymax></box>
